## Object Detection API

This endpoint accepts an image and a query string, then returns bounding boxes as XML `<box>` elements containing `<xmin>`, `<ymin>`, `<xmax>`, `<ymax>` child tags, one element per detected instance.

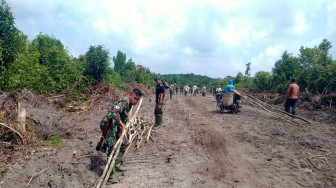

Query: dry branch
<box><xmin>46</xmin><ymin>95</ymin><xmax>64</xmax><ymax>99</ymax></box>
<box><xmin>0</xmin><ymin>122</ymin><xmax>24</xmax><ymax>144</ymax></box>
<box><xmin>27</xmin><ymin>166</ymin><xmax>49</xmax><ymax>187</ymax></box>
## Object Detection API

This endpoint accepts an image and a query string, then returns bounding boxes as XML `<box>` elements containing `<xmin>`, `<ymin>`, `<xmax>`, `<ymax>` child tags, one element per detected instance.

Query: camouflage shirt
<box><xmin>107</xmin><ymin>96</ymin><xmax>132</xmax><ymax>124</ymax></box>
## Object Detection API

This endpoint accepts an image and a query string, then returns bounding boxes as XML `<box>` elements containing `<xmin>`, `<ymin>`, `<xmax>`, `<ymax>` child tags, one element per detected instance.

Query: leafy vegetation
<box><xmin>49</xmin><ymin>135</ymin><xmax>62</xmax><ymax>147</ymax></box>
<box><xmin>161</xmin><ymin>73</ymin><xmax>216</xmax><ymax>87</ymax></box>
<box><xmin>0</xmin><ymin>0</ymin><xmax>335</xmax><ymax>100</ymax></box>
<box><xmin>248</xmin><ymin>39</ymin><xmax>335</xmax><ymax>94</ymax></box>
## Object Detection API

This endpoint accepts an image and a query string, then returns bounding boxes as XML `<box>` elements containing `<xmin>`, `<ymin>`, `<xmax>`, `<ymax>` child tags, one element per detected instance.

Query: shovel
<box><xmin>96</xmin><ymin>115</ymin><xmax>111</xmax><ymax>153</ymax></box>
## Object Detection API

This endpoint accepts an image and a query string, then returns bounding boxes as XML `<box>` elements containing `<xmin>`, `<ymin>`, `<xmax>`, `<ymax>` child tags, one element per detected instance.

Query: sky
<box><xmin>7</xmin><ymin>0</ymin><xmax>336</xmax><ymax>78</ymax></box>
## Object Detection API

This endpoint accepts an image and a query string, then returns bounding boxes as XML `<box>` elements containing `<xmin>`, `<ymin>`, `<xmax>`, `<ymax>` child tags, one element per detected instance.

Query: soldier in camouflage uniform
<box><xmin>99</xmin><ymin>88</ymin><xmax>143</xmax><ymax>183</ymax></box>
<box><xmin>154</xmin><ymin>77</ymin><xmax>165</xmax><ymax>127</ymax></box>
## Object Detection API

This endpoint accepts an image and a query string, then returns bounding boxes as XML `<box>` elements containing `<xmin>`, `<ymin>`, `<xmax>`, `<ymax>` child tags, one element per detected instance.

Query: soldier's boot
<box><xmin>107</xmin><ymin>165</ymin><xmax>118</xmax><ymax>184</ymax></box>
<box><xmin>115</xmin><ymin>152</ymin><xmax>127</xmax><ymax>172</ymax></box>
<box><xmin>155</xmin><ymin>114</ymin><xmax>162</xmax><ymax>127</ymax></box>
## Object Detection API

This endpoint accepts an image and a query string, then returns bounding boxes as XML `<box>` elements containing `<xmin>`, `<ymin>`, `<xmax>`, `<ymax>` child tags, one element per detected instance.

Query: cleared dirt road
<box><xmin>2</xmin><ymin>92</ymin><xmax>335</xmax><ymax>188</ymax></box>
<box><xmin>115</xmin><ymin>93</ymin><xmax>336</xmax><ymax>187</ymax></box>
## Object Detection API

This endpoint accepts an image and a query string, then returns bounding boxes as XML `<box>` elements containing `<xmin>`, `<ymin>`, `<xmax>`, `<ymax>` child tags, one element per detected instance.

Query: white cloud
<box><xmin>7</xmin><ymin>0</ymin><xmax>336</xmax><ymax>78</ymax></box>
<box><xmin>251</xmin><ymin>44</ymin><xmax>285</xmax><ymax>75</ymax></box>
<box><xmin>266</xmin><ymin>45</ymin><xmax>283</xmax><ymax>57</ymax></box>
<box><xmin>294</xmin><ymin>11</ymin><xmax>310</xmax><ymax>34</ymax></box>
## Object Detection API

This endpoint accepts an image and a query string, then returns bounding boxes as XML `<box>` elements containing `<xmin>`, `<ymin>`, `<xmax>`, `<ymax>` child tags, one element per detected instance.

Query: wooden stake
<box><xmin>17</xmin><ymin>102</ymin><xmax>26</xmax><ymax>132</ymax></box>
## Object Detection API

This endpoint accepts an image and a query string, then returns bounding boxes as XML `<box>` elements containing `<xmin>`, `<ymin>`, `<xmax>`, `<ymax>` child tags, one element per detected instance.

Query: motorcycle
<box><xmin>216</xmin><ymin>92</ymin><xmax>240</xmax><ymax>114</ymax></box>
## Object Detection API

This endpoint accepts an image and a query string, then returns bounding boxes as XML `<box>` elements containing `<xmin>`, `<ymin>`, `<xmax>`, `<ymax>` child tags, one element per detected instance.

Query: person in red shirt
<box><xmin>284</xmin><ymin>78</ymin><xmax>299</xmax><ymax>115</ymax></box>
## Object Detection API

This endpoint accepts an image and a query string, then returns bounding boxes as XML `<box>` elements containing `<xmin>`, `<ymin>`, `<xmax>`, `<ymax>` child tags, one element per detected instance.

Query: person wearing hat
<box><xmin>154</xmin><ymin>77</ymin><xmax>165</xmax><ymax>127</ymax></box>
<box><xmin>284</xmin><ymin>78</ymin><xmax>300</xmax><ymax>115</ymax></box>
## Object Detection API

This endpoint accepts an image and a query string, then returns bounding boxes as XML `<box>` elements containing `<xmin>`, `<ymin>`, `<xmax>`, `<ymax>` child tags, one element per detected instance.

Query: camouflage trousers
<box><xmin>100</xmin><ymin>121</ymin><xmax>129</xmax><ymax>157</ymax></box>
<box><xmin>154</xmin><ymin>103</ymin><xmax>163</xmax><ymax>126</ymax></box>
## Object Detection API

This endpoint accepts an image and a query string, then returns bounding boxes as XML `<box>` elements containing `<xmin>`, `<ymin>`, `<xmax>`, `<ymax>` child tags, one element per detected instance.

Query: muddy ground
<box><xmin>1</xmin><ymin>90</ymin><xmax>335</xmax><ymax>188</ymax></box>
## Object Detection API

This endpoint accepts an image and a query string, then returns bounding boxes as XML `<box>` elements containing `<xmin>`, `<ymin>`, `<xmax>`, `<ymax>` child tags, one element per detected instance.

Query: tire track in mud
<box><xmin>190</xmin><ymin>94</ymin><xmax>336</xmax><ymax>188</ymax></box>
<box><xmin>190</xmin><ymin>94</ymin><xmax>303</xmax><ymax>187</ymax></box>
<box><xmin>115</xmin><ymin>94</ymin><xmax>229</xmax><ymax>187</ymax></box>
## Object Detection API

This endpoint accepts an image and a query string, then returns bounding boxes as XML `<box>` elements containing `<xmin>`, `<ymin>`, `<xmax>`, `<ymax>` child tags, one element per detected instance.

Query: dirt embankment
<box><xmin>1</xmin><ymin>89</ymin><xmax>335</xmax><ymax>187</ymax></box>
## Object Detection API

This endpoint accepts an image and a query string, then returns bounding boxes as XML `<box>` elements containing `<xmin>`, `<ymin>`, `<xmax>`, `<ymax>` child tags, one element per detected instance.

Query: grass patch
<box><xmin>49</xmin><ymin>135</ymin><xmax>62</xmax><ymax>147</ymax></box>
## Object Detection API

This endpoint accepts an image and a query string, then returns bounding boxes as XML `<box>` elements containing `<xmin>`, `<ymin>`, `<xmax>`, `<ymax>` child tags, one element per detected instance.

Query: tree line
<box><xmin>1</xmin><ymin>0</ymin><xmax>335</xmax><ymax>99</ymax></box>
<box><xmin>0</xmin><ymin>0</ymin><xmax>155</xmax><ymax>101</ymax></box>
<box><xmin>234</xmin><ymin>39</ymin><xmax>336</xmax><ymax>95</ymax></box>
<box><xmin>162</xmin><ymin>40</ymin><xmax>335</xmax><ymax>96</ymax></box>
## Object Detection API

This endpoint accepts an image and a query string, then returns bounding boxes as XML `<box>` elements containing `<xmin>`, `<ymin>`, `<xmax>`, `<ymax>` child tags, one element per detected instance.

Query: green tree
<box><xmin>124</xmin><ymin>58</ymin><xmax>136</xmax><ymax>71</ymax></box>
<box><xmin>7</xmin><ymin>44</ymin><xmax>47</xmax><ymax>91</ymax></box>
<box><xmin>113</xmin><ymin>50</ymin><xmax>126</xmax><ymax>75</ymax></box>
<box><xmin>136</xmin><ymin>67</ymin><xmax>155</xmax><ymax>88</ymax></box>
<box><xmin>297</xmin><ymin>39</ymin><xmax>334</xmax><ymax>93</ymax></box>
<box><xmin>33</xmin><ymin>34</ymin><xmax>79</xmax><ymax>92</ymax></box>
<box><xmin>0</xmin><ymin>0</ymin><xmax>25</xmax><ymax>89</ymax></box>
<box><xmin>272</xmin><ymin>51</ymin><xmax>300</xmax><ymax>93</ymax></box>
<box><xmin>106</xmin><ymin>68</ymin><xmax>125</xmax><ymax>89</ymax></box>
<box><xmin>236</xmin><ymin>76</ymin><xmax>254</xmax><ymax>89</ymax></box>
<box><xmin>234</xmin><ymin>72</ymin><xmax>243</xmax><ymax>84</ymax></box>
<box><xmin>253</xmin><ymin>71</ymin><xmax>272</xmax><ymax>92</ymax></box>
<box><xmin>7</xmin><ymin>34</ymin><xmax>81</xmax><ymax>93</ymax></box>
<box><xmin>85</xmin><ymin>45</ymin><xmax>110</xmax><ymax>81</ymax></box>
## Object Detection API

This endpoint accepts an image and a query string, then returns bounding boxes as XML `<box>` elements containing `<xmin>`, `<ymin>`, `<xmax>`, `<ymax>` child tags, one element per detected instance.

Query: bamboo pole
<box><xmin>102</xmin><ymin>141</ymin><xmax>122</xmax><ymax>185</ymax></box>
<box><xmin>96</xmin><ymin>98</ymin><xmax>143</xmax><ymax>188</ymax></box>
<box><xmin>95</xmin><ymin>137</ymin><xmax>123</xmax><ymax>187</ymax></box>
<box><xmin>234</xmin><ymin>90</ymin><xmax>311</xmax><ymax>125</ymax></box>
